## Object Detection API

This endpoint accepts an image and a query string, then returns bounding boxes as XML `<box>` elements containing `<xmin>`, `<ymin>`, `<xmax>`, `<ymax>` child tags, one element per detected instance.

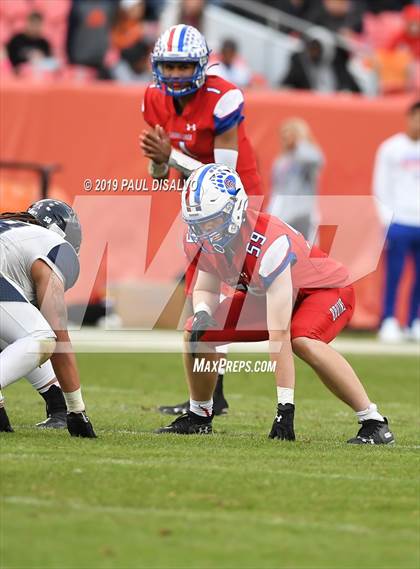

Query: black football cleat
<box><xmin>0</xmin><ymin>407</ymin><xmax>14</xmax><ymax>432</ymax></box>
<box><xmin>67</xmin><ymin>411</ymin><xmax>97</xmax><ymax>438</ymax></box>
<box><xmin>155</xmin><ymin>412</ymin><xmax>213</xmax><ymax>434</ymax></box>
<box><xmin>36</xmin><ymin>411</ymin><xmax>67</xmax><ymax>429</ymax></box>
<box><xmin>268</xmin><ymin>403</ymin><xmax>296</xmax><ymax>441</ymax></box>
<box><xmin>347</xmin><ymin>418</ymin><xmax>395</xmax><ymax>445</ymax></box>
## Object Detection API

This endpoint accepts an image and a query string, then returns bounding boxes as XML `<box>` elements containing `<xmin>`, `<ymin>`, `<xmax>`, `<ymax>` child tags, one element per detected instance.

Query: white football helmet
<box><xmin>151</xmin><ymin>24</ymin><xmax>210</xmax><ymax>97</ymax></box>
<box><xmin>182</xmin><ymin>164</ymin><xmax>248</xmax><ymax>253</ymax></box>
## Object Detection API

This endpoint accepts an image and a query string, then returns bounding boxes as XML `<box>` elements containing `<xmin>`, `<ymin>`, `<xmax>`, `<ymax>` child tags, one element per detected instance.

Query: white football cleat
<box><xmin>378</xmin><ymin>317</ymin><xmax>403</xmax><ymax>343</ymax></box>
<box><xmin>405</xmin><ymin>318</ymin><xmax>420</xmax><ymax>342</ymax></box>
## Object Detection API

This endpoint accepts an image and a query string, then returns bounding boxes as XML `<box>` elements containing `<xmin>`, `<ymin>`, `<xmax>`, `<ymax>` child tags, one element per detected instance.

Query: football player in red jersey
<box><xmin>140</xmin><ymin>24</ymin><xmax>264</xmax><ymax>416</ymax></box>
<box><xmin>156</xmin><ymin>164</ymin><xmax>394</xmax><ymax>445</ymax></box>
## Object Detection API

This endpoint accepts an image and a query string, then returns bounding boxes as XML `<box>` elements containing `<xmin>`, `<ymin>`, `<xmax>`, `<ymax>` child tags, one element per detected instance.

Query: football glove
<box><xmin>67</xmin><ymin>411</ymin><xmax>97</xmax><ymax>438</ymax></box>
<box><xmin>0</xmin><ymin>406</ymin><xmax>14</xmax><ymax>432</ymax></box>
<box><xmin>190</xmin><ymin>310</ymin><xmax>217</xmax><ymax>358</ymax></box>
<box><xmin>268</xmin><ymin>403</ymin><xmax>295</xmax><ymax>441</ymax></box>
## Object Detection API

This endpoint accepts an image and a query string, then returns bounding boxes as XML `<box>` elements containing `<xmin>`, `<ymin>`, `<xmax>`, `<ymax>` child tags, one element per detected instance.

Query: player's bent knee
<box><xmin>292</xmin><ymin>336</ymin><xmax>321</xmax><ymax>365</ymax></box>
<box><xmin>30</xmin><ymin>331</ymin><xmax>56</xmax><ymax>366</ymax></box>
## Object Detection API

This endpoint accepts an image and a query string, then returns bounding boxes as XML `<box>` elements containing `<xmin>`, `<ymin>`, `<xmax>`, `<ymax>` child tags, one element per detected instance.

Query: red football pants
<box><xmin>185</xmin><ymin>286</ymin><xmax>355</xmax><ymax>345</ymax></box>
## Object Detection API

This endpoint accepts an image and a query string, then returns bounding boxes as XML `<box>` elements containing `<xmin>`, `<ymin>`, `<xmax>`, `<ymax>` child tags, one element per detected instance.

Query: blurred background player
<box><xmin>157</xmin><ymin>164</ymin><xmax>394</xmax><ymax>445</ymax></box>
<box><xmin>374</xmin><ymin>100</ymin><xmax>420</xmax><ymax>342</ymax></box>
<box><xmin>280</xmin><ymin>26</ymin><xmax>361</xmax><ymax>93</ymax></box>
<box><xmin>0</xmin><ymin>200</ymin><xmax>96</xmax><ymax>438</ymax></box>
<box><xmin>139</xmin><ymin>24</ymin><xmax>264</xmax><ymax>416</ymax></box>
<box><xmin>267</xmin><ymin>118</ymin><xmax>324</xmax><ymax>242</ymax></box>
<box><xmin>209</xmin><ymin>38</ymin><xmax>252</xmax><ymax>88</ymax></box>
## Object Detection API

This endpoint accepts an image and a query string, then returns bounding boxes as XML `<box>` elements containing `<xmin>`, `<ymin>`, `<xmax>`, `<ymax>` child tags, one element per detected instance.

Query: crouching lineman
<box><xmin>156</xmin><ymin>164</ymin><xmax>394</xmax><ymax>444</ymax></box>
<box><xmin>0</xmin><ymin>200</ymin><xmax>96</xmax><ymax>437</ymax></box>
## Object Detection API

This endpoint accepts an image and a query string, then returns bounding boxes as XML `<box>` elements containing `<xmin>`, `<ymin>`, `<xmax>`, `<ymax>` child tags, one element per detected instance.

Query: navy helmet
<box><xmin>27</xmin><ymin>199</ymin><xmax>82</xmax><ymax>253</ymax></box>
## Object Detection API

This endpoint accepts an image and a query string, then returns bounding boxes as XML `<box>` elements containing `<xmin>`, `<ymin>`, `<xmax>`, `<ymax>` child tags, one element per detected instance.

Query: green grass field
<box><xmin>1</xmin><ymin>352</ymin><xmax>419</xmax><ymax>569</ymax></box>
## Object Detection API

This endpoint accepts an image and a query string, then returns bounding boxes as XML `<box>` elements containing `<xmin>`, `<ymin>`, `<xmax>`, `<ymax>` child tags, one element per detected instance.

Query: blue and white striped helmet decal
<box><xmin>154</xmin><ymin>25</ymin><xmax>209</xmax><ymax>59</ymax></box>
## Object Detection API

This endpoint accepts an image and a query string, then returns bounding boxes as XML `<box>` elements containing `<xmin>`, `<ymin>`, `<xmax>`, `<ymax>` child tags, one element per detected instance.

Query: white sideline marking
<box><xmin>1</xmin><ymin>453</ymin><xmax>416</xmax><ymax>483</ymax></box>
<box><xmin>67</xmin><ymin>329</ymin><xmax>420</xmax><ymax>356</ymax></box>
<box><xmin>1</xmin><ymin>495</ymin><xmax>374</xmax><ymax>535</ymax></box>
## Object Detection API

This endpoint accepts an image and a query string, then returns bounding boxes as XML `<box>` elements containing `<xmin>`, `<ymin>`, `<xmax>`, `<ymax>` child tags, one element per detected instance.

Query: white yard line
<box><xmin>68</xmin><ymin>329</ymin><xmax>420</xmax><ymax>356</ymax></box>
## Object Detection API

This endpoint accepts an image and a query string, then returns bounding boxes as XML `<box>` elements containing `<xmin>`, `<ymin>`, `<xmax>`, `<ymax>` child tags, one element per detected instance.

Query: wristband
<box><xmin>214</xmin><ymin>148</ymin><xmax>238</xmax><ymax>169</ymax></box>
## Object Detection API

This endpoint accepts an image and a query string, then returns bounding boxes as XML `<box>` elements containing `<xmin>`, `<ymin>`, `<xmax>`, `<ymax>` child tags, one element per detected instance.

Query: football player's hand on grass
<box><xmin>190</xmin><ymin>311</ymin><xmax>218</xmax><ymax>358</ymax></box>
<box><xmin>67</xmin><ymin>411</ymin><xmax>97</xmax><ymax>438</ymax></box>
<box><xmin>268</xmin><ymin>403</ymin><xmax>295</xmax><ymax>441</ymax></box>
<box><xmin>139</xmin><ymin>125</ymin><xmax>171</xmax><ymax>164</ymax></box>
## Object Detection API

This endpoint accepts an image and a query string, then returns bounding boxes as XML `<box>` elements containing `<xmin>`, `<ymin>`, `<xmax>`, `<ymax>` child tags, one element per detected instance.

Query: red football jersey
<box><xmin>142</xmin><ymin>74</ymin><xmax>263</xmax><ymax>196</ymax></box>
<box><xmin>184</xmin><ymin>209</ymin><xmax>349</xmax><ymax>297</ymax></box>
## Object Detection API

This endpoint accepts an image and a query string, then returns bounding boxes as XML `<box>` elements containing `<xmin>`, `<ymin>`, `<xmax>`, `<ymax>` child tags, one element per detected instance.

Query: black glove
<box><xmin>67</xmin><ymin>411</ymin><xmax>97</xmax><ymax>438</ymax></box>
<box><xmin>268</xmin><ymin>403</ymin><xmax>295</xmax><ymax>441</ymax></box>
<box><xmin>190</xmin><ymin>310</ymin><xmax>217</xmax><ymax>358</ymax></box>
<box><xmin>0</xmin><ymin>406</ymin><xmax>14</xmax><ymax>433</ymax></box>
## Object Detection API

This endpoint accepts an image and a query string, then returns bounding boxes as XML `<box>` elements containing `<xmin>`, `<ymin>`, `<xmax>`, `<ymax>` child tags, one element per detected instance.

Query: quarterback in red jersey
<box><xmin>140</xmin><ymin>24</ymin><xmax>263</xmax><ymax>416</ymax></box>
<box><xmin>140</xmin><ymin>24</ymin><xmax>263</xmax><ymax>196</ymax></box>
<box><xmin>156</xmin><ymin>164</ymin><xmax>394</xmax><ymax>445</ymax></box>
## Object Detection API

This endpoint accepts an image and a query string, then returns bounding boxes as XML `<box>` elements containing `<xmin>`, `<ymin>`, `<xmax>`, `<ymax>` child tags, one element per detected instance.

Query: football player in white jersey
<box><xmin>0</xmin><ymin>199</ymin><xmax>96</xmax><ymax>437</ymax></box>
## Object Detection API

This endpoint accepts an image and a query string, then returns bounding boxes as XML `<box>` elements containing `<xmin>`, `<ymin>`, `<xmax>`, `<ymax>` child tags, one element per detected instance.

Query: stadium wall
<box><xmin>0</xmin><ymin>81</ymin><xmax>414</xmax><ymax>328</ymax></box>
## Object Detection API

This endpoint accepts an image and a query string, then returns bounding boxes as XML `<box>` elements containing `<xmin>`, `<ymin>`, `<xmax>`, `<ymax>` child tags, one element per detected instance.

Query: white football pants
<box><xmin>0</xmin><ymin>301</ymin><xmax>56</xmax><ymax>390</ymax></box>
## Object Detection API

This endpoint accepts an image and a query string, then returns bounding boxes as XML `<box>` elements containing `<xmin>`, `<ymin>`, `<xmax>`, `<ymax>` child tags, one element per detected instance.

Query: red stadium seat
<box><xmin>0</xmin><ymin>18</ymin><xmax>11</xmax><ymax>44</ymax></box>
<box><xmin>32</xmin><ymin>0</ymin><xmax>70</xmax><ymax>23</ymax></box>
<box><xmin>363</xmin><ymin>12</ymin><xmax>404</xmax><ymax>50</ymax></box>
<box><xmin>0</xmin><ymin>0</ymin><xmax>31</xmax><ymax>21</ymax></box>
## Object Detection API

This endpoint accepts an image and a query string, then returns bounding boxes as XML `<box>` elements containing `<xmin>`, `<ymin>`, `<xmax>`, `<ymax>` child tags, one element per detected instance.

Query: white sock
<box><xmin>190</xmin><ymin>398</ymin><xmax>213</xmax><ymax>418</ymax></box>
<box><xmin>217</xmin><ymin>359</ymin><xmax>226</xmax><ymax>375</ymax></box>
<box><xmin>63</xmin><ymin>388</ymin><xmax>85</xmax><ymax>413</ymax></box>
<box><xmin>0</xmin><ymin>336</ymin><xmax>54</xmax><ymax>389</ymax></box>
<box><xmin>277</xmin><ymin>387</ymin><xmax>294</xmax><ymax>405</ymax></box>
<box><xmin>356</xmin><ymin>403</ymin><xmax>384</xmax><ymax>422</ymax></box>
<box><xmin>0</xmin><ymin>389</ymin><xmax>4</xmax><ymax>407</ymax></box>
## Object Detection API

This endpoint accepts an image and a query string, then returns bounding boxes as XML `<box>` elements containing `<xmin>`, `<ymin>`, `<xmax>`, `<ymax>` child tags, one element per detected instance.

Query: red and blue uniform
<box><xmin>143</xmin><ymin>74</ymin><xmax>264</xmax><ymax>293</ymax></box>
<box><xmin>184</xmin><ymin>210</ymin><xmax>355</xmax><ymax>344</ymax></box>
<box><xmin>142</xmin><ymin>74</ymin><xmax>263</xmax><ymax>196</ymax></box>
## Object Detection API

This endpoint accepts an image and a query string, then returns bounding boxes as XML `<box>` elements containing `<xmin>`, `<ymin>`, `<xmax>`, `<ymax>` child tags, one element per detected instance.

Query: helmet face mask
<box><xmin>27</xmin><ymin>199</ymin><xmax>82</xmax><ymax>254</ymax></box>
<box><xmin>151</xmin><ymin>25</ymin><xmax>209</xmax><ymax>98</ymax></box>
<box><xmin>188</xmin><ymin>208</ymin><xmax>239</xmax><ymax>253</ymax></box>
<box><xmin>182</xmin><ymin>164</ymin><xmax>248</xmax><ymax>254</ymax></box>
<box><xmin>153</xmin><ymin>60</ymin><xmax>201</xmax><ymax>98</ymax></box>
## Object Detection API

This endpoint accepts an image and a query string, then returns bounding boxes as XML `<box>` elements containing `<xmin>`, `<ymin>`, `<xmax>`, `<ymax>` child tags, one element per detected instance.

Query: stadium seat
<box><xmin>0</xmin><ymin>0</ymin><xmax>31</xmax><ymax>21</ymax></box>
<box><xmin>363</xmin><ymin>12</ymin><xmax>404</xmax><ymax>50</ymax></box>
<box><xmin>0</xmin><ymin>19</ymin><xmax>10</xmax><ymax>45</ymax></box>
<box><xmin>32</xmin><ymin>0</ymin><xmax>70</xmax><ymax>24</ymax></box>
